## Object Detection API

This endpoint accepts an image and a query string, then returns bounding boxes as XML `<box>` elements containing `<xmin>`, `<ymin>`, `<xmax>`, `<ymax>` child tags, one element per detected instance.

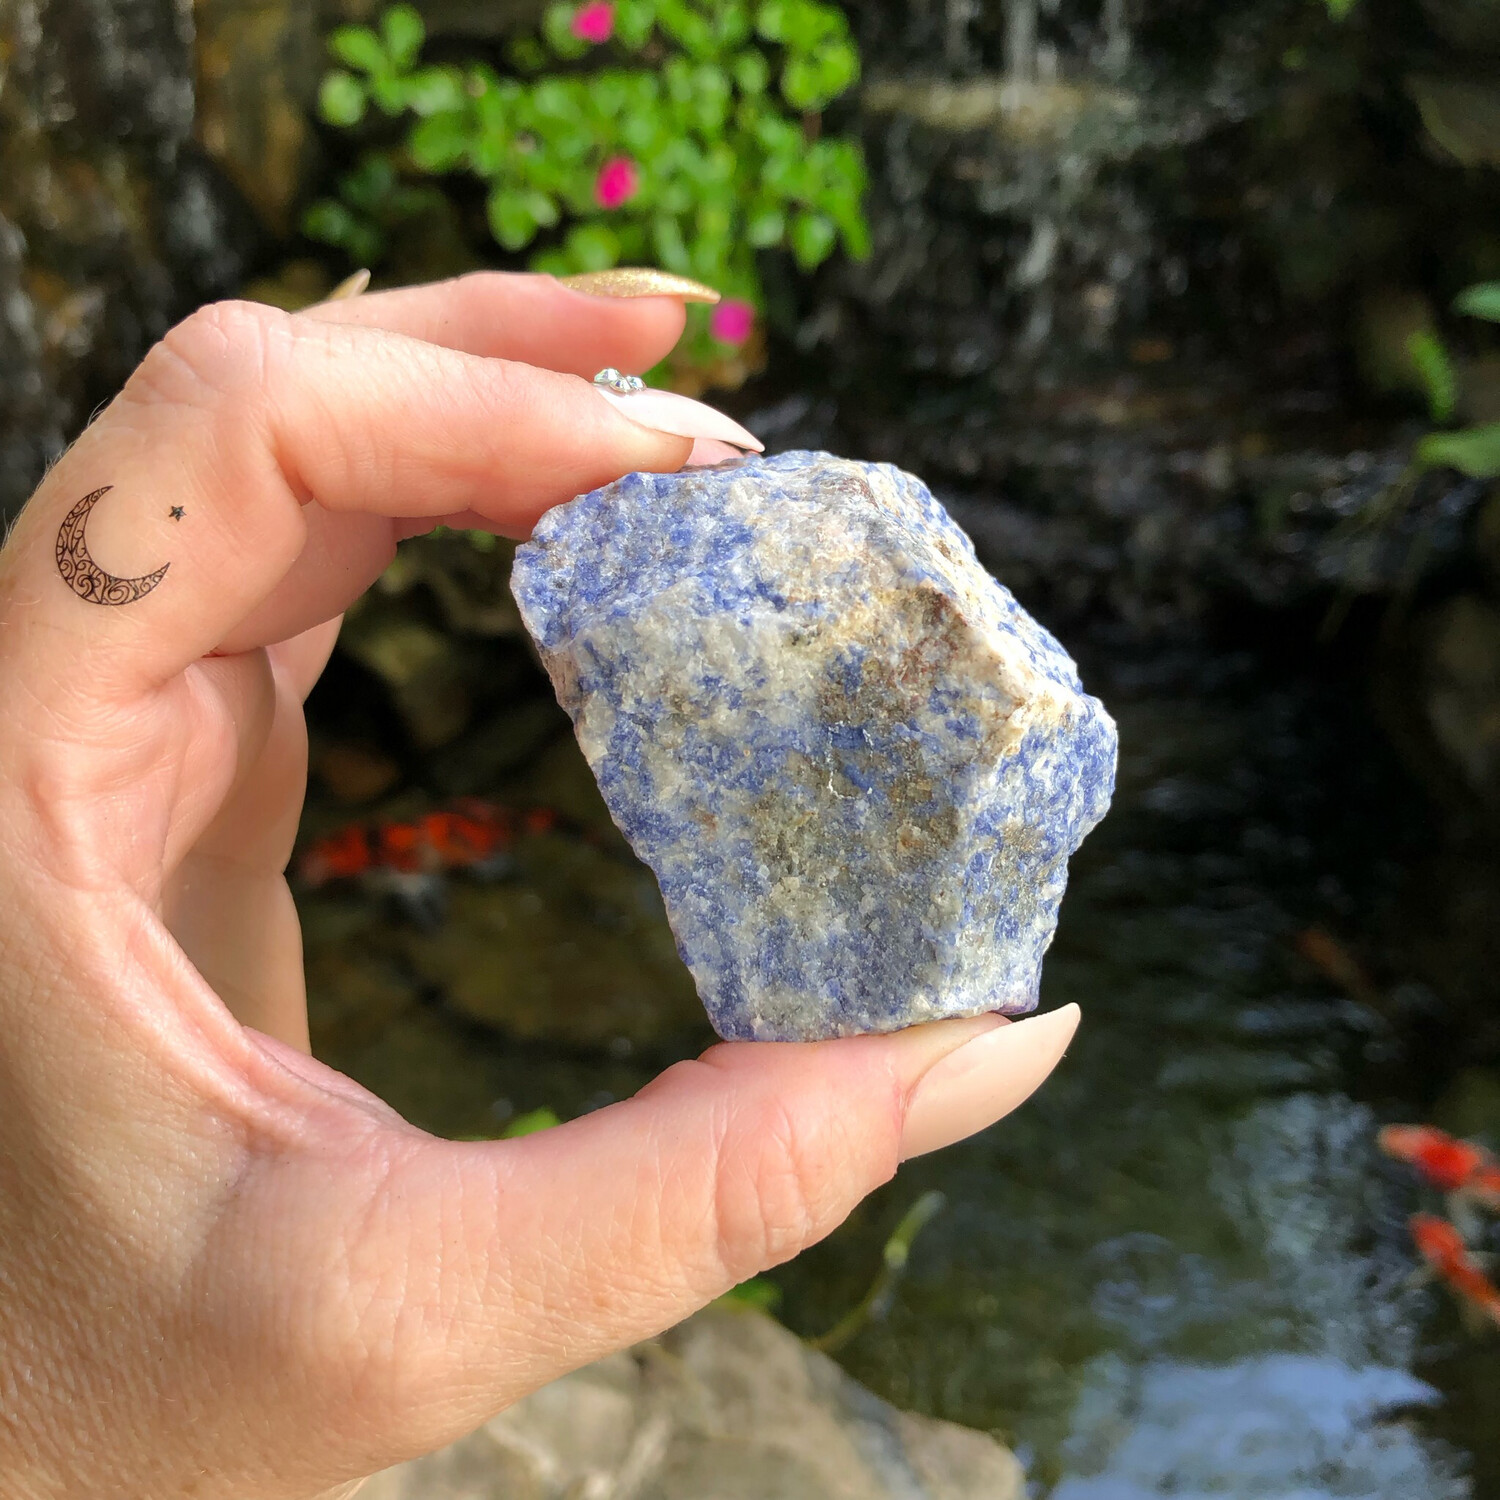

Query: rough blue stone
<box><xmin>511</xmin><ymin>452</ymin><xmax>1117</xmax><ymax>1041</ymax></box>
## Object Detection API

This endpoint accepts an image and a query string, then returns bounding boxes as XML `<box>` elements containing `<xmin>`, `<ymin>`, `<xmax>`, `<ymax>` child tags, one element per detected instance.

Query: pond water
<box><xmin>303</xmin><ymin>613</ymin><xmax>1499</xmax><ymax>1498</ymax></box>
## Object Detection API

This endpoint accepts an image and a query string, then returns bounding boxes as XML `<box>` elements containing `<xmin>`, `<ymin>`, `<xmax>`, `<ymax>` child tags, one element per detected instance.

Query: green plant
<box><xmin>808</xmin><ymin>1190</ymin><xmax>945</xmax><ymax>1353</ymax></box>
<box><xmin>1415</xmin><ymin>282</ymin><xmax>1500</xmax><ymax>479</ymax></box>
<box><xmin>305</xmin><ymin>0</ymin><xmax>870</xmax><ymax>373</ymax></box>
<box><xmin>501</xmin><ymin>1106</ymin><xmax>563</xmax><ymax>1137</ymax></box>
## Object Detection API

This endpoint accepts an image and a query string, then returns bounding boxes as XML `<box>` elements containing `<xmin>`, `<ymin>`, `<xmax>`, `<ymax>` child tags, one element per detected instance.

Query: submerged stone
<box><xmin>511</xmin><ymin>452</ymin><xmax>1117</xmax><ymax>1041</ymax></box>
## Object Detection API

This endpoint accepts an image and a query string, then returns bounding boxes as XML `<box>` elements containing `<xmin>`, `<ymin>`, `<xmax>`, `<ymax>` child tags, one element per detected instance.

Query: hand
<box><xmin>0</xmin><ymin>273</ymin><xmax>1079</xmax><ymax>1499</ymax></box>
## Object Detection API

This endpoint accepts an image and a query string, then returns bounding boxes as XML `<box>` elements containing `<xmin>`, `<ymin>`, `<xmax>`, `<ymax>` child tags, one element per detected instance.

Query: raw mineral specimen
<box><xmin>511</xmin><ymin>452</ymin><xmax>1117</xmax><ymax>1042</ymax></box>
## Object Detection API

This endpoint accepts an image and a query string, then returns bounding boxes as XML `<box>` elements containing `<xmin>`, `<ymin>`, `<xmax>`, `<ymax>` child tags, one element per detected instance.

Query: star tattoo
<box><xmin>168</xmin><ymin>506</ymin><xmax>185</xmax><ymax>520</ymax></box>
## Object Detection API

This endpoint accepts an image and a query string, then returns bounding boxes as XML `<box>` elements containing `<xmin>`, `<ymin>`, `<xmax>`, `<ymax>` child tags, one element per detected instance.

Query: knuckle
<box><xmin>712</xmin><ymin>1095</ymin><xmax>825</xmax><ymax>1284</ymax></box>
<box><xmin>125</xmin><ymin>299</ymin><xmax>289</xmax><ymax>412</ymax></box>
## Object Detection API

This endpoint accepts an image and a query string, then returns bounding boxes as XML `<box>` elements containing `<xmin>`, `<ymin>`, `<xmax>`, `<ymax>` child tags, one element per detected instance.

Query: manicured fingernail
<box><xmin>595</xmin><ymin>385</ymin><xmax>764</xmax><ymax>452</ymax></box>
<box><xmin>324</xmin><ymin>268</ymin><xmax>371</xmax><ymax>302</ymax></box>
<box><xmin>686</xmin><ymin>437</ymin><xmax>746</xmax><ymax>466</ymax></box>
<box><xmin>561</xmin><ymin>268</ymin><xmax>721</xmax><ymax>303</ymax></box>
<box><xmin>899</xmin><ymin>1004</ymin><xmax>1079</xmax><ymax>1160</ymax></box>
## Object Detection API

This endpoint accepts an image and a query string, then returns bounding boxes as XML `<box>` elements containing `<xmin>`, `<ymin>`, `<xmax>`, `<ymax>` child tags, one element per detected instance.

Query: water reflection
<box><xmin>773</xmin><ymin>655</ymin><xmax>1491</xmax><ymax>1493</ymax></box>
<box><xmin>1053</xmin><ymin>1354</ymin><xmax>1458</xmax><ymax>1499</ymax></box>
<box><xmin>308</xmin><ymin>646</ymin><xmax>1495</xmax><ymax>1494</ymax></box>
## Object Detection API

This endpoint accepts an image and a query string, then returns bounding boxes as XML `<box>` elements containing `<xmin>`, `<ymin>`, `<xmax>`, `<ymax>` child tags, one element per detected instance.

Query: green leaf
<box><xmin>339</xmin><ymin>152</ymin><xmax>400</xmax><ymax>212</ymax></box>
<box><xmin>1406</xmin><ymin>330</ymin><xmax>1457</xmax><ymax>424</ymax></box>
<box><xmin>835</xmin><ymin>203</ymin><xmax>871</xmax><ymax>259</ymax></box>
<box><xmin>529</xmin><ymin>247</ymin><xmax>574</xmax><ymax>276</ymax></box>
<box><xmin>318</xmin><ymin>71</ymin><xmax>368</xmax><ymax>127</ymax></box>
<box><xmin>542</xmin><ymin>2</ymin><xmax>590</xmax><ymax>58</ymax></box>
<box><xmin>369</xmin><ymin>72</ymin><xmax>412</xmax><ymax>115</ymax></box>
<box><xmin>408</xmin><ymin>111</ymin><xmax>470</xmax><ymax>171</ymax></box>
<box><xmin>487</xmin><ymin>186</ymin><xmax>541</xmax><ymax>250</ymax></box>
<box><xmin>714</xmin><ymin>1</ymin><xmax>753</xmax><ymax>50</ymax></box>
<box><xmin>1454</xmin><ymin>282</ymin><xmax>1500</xmax><ymax>323</ymax></box>
<box><xmin>790</xmin><ymin>209</ymin><xmax>836</xmax><ymax>270</ymax></box>
<box><xmin>732</xmin><ymin>49</ymin><xmax>771</xmax><ymax>94</ymax></box>
<box><xmin>500</xmin><ymin>1107</ymin><xmax>562</xmax><ymax>1138</ymax></box>
<box><xmin>613</xmin><ymin>0</ymin><xmax>656</xmax><ymax>48</ymax></box>
<box><xmin>525</xmin><ymin>189</ymin><xmax>561</xmax><ymax>228</ymax></box>
<box><xmin>564</xmin><ymin>221</ymin><xmax>622</xmax><ymax>270</ymax></box>
<box><xmin>651</xmin><ymin>213</ymin><xmax>691</xmax><ymax>273</ymax></box>
<box><xmin>782</xmin><ymin>40</ymin><xmax>859</xmax><ymax>110</ymax></box>
<box><xmin>381</xmin><ymin>4</ymin><xmax>425</xmax><ymax>69</ymax></box>
<box><xmin>301</xmin><ymin>200</ymin><xmax>384</xmax><ymax>265</ymax></box>
<box><xmin>754</xmin><ymin>0</ymin><xmax>791</xmax><ymax>42</ymax></box>
<box><xmin>328</xmin><ymin>25</ymin><xmax>387</xmax><ymax>75</ymax></box>
<box><xmin>1325</xmin><ymin>0</ymin><xmax>1358</xmax><ymax>17</ymax></box>
<box><xmin>301</xmin><ymin>199</ymin><xmax>359</xmax><ymax>246</ymax></box>
<box><xmin>401</xmin><ymin>66</ymin><xmax>466</xmax><ymax>116</ymax></box>
<box><xmin>509</xmin><ymin>36</ymin><xmax>548</xmax><ymax>71</ymax></box>
<box><xmin>1416</xmin><ymin>423</ymin><xmax>1500</xmax><ymax>478</ymax></box>
<box><xmin>759</xmin><ymin>0</ymin><xmax>841</xmax><ymax>49</ymax></box>
<box><xmin>716</xmin><ymin>1277</ymin><xmax>782</xmax><ymax>1311</ymax></box>
<box><xmin>745</xmin><ymin>205</ymin><xmax>785</xmax><ymax>246</ymax></box>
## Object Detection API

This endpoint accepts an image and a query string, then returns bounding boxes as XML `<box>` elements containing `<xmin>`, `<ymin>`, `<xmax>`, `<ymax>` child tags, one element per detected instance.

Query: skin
<box><xmin>0</xmin><ymin>274</ymin><xmax>1075</xmax><ymax>1500</ymax></box>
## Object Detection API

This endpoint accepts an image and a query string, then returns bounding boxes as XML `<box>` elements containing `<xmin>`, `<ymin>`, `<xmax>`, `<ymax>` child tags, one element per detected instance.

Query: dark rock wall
<box><xmin>4</xmin><ymin>0</ymin><xmax>1498</xmax><ymax>818</ymax></box>
<box><xmin>0</xmin><ymin>0</ymin><xmax>257</xmax><ymax>522</ymax></box>
<box><xmin>750</xmin><ymin>0</ymin><xmax>1499</xmax><ymax>637</ymax></box>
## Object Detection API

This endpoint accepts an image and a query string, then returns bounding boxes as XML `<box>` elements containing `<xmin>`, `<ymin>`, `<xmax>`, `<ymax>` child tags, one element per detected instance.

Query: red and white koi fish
<box><xmin>1379</xmin><ymin>1125</ymin><xmax>1500</xmax><ymax>1210</ymax></box>
<box><xmin>294</xmin><ymin>798</ymin><xmax>568</xmax><ymax>924</ymax></box>
<box><xmin>1409</xmin><ymin>1213</ymin><xmax>1500</xmax><ymax>1330</ymax></box>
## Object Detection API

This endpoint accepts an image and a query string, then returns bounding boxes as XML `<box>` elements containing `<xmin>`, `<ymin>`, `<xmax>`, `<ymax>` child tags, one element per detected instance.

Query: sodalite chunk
<box><xmin>511</xmin><ymin>452</ymin><xmax>1117</xmax><ymax>1042</ymax></box>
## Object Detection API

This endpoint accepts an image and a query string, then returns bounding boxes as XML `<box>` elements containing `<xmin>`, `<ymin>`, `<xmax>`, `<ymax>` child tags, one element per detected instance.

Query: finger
<box><xmin>162</xmin><ymin>649</ymin><xmax>313</xmax><ymax>1046</ymax></box>
<box><xmin>268</xmin><ymin>615</ymin><xmax>343</xmax><ymax>702</ymax></box>
<box><xmin>0</xmin><ymin>299</ymin><xmax>693</xmax><ymax>707</ymax></box>
<box><xmin>243</xmin><ymin>1005</ymin><xmax>1079</xmax><ymax>1474</ymax></box>
<box><xmin>303</xmin><ymin>271</ymin><xmax>690</xmax><ymax>375</ymax></box>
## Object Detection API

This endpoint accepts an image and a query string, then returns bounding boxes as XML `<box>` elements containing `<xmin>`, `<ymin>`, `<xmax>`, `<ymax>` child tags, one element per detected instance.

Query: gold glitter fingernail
<box><xmin>559</xmin><ymin>268</ymin><xmax>721</xmax><ymax>303</ymax></box>
<box><xmin>324</xmin><ymin>268</ymin><xmax>371</xmax><ymax>302</ymax></box>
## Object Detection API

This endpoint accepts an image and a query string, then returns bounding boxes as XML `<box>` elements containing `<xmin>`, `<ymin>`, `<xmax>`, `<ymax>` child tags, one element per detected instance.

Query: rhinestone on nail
<box><xmin>592</xmin><ymin>368</ymin><xmax>647</xmax><ymax>394</ymax></box>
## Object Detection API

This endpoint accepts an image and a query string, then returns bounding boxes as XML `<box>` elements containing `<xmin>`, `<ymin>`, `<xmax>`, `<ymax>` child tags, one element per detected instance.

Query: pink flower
<box><xmin>594</xmin><ymin>156</ymin><xmax>639</xmax><ymax>210</ymax></box>
<box><xmin>570</xmin><ymin>1</ymin><xmax>614</xmax><ymax>43</ymax></box>
<box><xmin>710</xmin><ymin>299</ymin><xmax>755</xmax><ymax>346</ymax></box>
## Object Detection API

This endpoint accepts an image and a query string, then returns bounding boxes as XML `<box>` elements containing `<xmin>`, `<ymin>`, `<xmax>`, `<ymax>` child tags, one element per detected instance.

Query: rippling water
<box><xmin>309</xmin><ymin>639</ymin><xmax>1498</xmax><ymax>1496</ymax></box>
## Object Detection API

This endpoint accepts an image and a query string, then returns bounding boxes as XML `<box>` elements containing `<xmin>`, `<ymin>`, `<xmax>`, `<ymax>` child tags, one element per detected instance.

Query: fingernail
<box><xmin>686</xmin><ymin>437</ymin><xmax>747</xmax><ymax>466</ymax></box>
<box><xmin>560</xmin><ymin>268</ymin><xmax>721</xmax><ymax>303</ymax></box>
<box><xmin>595</xmin><ymin>385</ymin><xmax>764</xmax><ymax>452</ymax></box>
<box><xmin>324</xmin><ymin>268</ymin><xmax>371</xmax><ymax>302</ymax></box>
<box><xmin>899</xmin><ymin>1004</ymin><xmax>1079</xmax><ymax>1160</ymax></box>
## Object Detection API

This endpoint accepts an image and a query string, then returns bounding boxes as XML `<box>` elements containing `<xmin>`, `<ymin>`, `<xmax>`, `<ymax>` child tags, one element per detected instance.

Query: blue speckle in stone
<box><xmin>511</xmin><ymin>451</ymin><xmax>1118</xmax><ymax>1042</ymax></box>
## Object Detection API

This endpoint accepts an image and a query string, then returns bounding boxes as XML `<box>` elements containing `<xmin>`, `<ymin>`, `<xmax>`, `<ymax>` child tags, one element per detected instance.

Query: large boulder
<box><xmin>361</xmin><ymin>1305</ymin><xmax>1025</xmax><ymax>1500</ymax></box>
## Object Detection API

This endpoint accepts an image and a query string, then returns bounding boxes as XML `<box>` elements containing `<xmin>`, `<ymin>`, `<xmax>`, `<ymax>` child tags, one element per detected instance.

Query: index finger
<box><xmin>0</xmin><ymin>299</ymin><xmax>693</xmax><ymax>708</ymax></box>
<box><xmin>302</xmin><ymin>270</ymin><xmax>697</xmax><ymax>373</ymax></box>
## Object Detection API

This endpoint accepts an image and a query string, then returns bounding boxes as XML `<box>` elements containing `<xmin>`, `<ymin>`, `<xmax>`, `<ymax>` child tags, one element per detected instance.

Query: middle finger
<box><xmin>302</xmin><ymin>269</ymin><xmax>696</xmax><ymax>374</ymax></box>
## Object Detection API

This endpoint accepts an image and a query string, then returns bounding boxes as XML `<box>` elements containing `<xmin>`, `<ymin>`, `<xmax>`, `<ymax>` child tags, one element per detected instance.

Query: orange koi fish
<box><xmin>1409</xmin><ymin>1214</ymin><xmax>1500</xmax><ymax>1329</ymax></box>
<box><xmin>296</xmin><ymin>799</ymin><xmax>559</xmax><ymax>888</ymax></box>
<box><xmin>1379</xmin><ymin>1125</ymin><xmax>1500</xmax><ymax>1209</ymax></box>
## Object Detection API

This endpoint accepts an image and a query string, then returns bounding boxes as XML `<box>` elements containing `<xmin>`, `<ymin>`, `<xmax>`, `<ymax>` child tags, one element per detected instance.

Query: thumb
<box><xmin>280</xmin><ymin>1005</ymin><xmax>1078</xmax><ymax>1472</ymax></box>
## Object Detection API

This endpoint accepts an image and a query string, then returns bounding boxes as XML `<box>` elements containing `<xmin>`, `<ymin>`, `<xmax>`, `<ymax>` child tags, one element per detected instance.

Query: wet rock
<box><xmin>401</xmin><ymin>844</ymin><xmax>708</xmax><ymax>1050</ymax></box>
<box><xmin>1373</xmin><ymin>591</ymin><xmax>1500</xmax><ymax>828</ymax></box>
<box><xmin>194</xmin><ymin>0</ymin><xmax>318</xmax><ymax>233</ymax></box>
<box><xmin>361</xmin><ymin>1306</ymin><xmax>1025</xmax><ymax>1500</ymax></box>
<box><xmin>336</xmin><ymin>605</ymin><xmax>473</xmax><ymax>750</ymax></box>
<box><xmin>1407</xmin><ymin>75</ymin><xmax>1500</xmax><ymax>168</ymax></box>
<box><xmin>513</xmin><ymin>452</ymin><xmax>1116</xmax><ymax>1041</ymax></box>
<box><xmin>1420</xmin><ymin>594</ymin><xmax>1500</xmax><ymax>810</ymax></box>
<box><xmin>0</xmin><ymin>0</ymin><xmax>253</xmax><ymax>523</ymax></box>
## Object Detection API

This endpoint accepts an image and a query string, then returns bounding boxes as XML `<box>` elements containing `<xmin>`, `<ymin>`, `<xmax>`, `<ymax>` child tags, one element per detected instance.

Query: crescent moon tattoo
<box><xmin>55</xmin><ymin>486</ymin><xmax>169</xmax><ymax>606</ymax></box>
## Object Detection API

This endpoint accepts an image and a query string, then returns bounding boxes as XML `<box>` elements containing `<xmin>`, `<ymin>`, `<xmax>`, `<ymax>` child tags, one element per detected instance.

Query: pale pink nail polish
<box><xmin>594</xmin><ymin>386</ymin><xmax>764</xmax><ymax>452</ymax></box>
<box><xmin>685</xmin><ymin>437</ymin><xmax>746</xmax><ymax>466</ymax></box>
<box><xmin>899</xmin><ymin>1004</ymin><xmax>1080</xmax><ymax>1160</ymax></box>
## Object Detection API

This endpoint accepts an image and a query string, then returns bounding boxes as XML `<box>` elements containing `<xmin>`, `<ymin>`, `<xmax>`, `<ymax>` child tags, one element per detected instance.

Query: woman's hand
<box><xmin>0</xmin><ymin>273</ymin><xmax>1078</xmax><ymax>1500</ymax></box>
